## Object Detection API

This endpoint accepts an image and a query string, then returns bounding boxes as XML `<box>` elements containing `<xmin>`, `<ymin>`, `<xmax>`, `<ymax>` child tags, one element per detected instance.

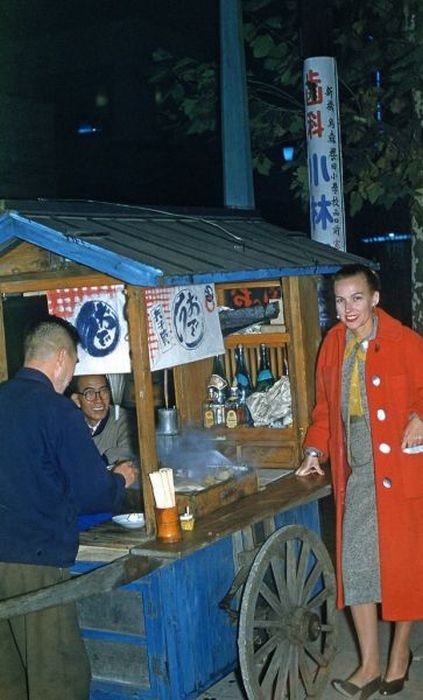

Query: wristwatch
<box><xmin>303</xmin><ymin>447</ymin><xmax>321</xmax><ymax>459</ymax></box>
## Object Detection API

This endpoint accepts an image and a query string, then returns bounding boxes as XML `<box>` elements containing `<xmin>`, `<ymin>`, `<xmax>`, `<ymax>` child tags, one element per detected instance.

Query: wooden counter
<box><xmin>79</xmin><ymin>472</ymin><xmax>331</xmax><ymax>561</ymax></box>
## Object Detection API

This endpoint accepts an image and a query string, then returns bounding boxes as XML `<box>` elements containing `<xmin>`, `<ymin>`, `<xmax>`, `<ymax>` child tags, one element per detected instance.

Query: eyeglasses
<box><xmin>77</xmin><ymin>386</ymin><xmax>110</xmax><ymax>402</ymax></box>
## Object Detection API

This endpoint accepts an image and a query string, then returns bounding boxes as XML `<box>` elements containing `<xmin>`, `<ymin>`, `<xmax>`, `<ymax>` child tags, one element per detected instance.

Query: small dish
<box><xmin>112</xmin><ymin>512</ymin><xmax>145</xmax><ymax>529</ymax></box>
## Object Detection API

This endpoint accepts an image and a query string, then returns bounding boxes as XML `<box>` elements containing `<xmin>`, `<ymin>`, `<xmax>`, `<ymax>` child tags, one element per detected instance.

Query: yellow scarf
<box><xmin>344</xmin><ymin>337</ymin><xmax>366</xmax><ymax>416</ymax></box>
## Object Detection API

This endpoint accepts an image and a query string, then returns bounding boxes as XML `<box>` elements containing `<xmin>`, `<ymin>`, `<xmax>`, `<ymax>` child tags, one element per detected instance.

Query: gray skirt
<box><xmin>342</xmin><ymin>416</ymin><xmax>381</xmax><ymax>605</ymax></box>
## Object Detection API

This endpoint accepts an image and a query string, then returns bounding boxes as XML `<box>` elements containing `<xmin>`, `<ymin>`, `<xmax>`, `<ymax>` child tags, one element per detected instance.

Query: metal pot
<box><xmin>156</xmin><ymin>407</ymin><xmax>179</xmax><ymax>435</ymax></box>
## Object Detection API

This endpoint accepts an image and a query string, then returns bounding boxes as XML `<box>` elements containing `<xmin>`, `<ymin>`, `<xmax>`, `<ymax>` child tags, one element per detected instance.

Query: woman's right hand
<box><xmin>295</xmin><ymin>454</ymin><xmax>325</xmax><ymax>477</ymax></box>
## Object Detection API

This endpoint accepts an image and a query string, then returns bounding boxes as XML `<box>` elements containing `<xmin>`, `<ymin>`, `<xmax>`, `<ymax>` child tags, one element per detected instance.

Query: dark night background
<box><xmin>0</xmin><ymin>1</ymin><xmax>412</xmax><ymax>322</ymax></box>
<box><xmin>0</xmin><ymin>1</ymin><xmax>223</xmax><ymax>207</ymax></box>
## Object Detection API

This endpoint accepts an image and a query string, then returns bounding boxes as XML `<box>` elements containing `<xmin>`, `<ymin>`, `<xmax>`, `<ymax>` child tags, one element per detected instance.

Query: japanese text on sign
<box><xmin>145</xmin><ymin>284</ymin><xmax>224</xmax><ymax>371</ymax></box>
<box><xmin>47</xmin><ymin>285</ymin><xmax>131</xmax><ymax>374</ymax></box>
<box><xmin>304</xmin><ymin>57</ymin><xmax>346</xmax><ymax>250</ymax></box>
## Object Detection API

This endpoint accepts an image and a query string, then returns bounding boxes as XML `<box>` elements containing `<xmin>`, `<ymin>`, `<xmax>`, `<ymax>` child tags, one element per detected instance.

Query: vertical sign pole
<box><xmin>304</xmin><ymin>57</ymin><xmax>346</xmax><ymax>251</ymax></box>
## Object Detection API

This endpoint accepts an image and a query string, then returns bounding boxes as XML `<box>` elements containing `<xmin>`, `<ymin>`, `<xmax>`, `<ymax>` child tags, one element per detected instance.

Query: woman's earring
<box><xmin>336</xmin><ymin>314</ymin><xmax>340</xmax><ymax>319</ymax></box>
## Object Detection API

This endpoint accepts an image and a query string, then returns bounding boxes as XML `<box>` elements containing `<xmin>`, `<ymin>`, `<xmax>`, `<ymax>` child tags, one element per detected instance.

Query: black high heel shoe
<box><xmin>379</xmin><ymin>650</ymin><xmax>413</xmax><ymax>696</ymax></box>
<box><xmin>331</xmin><ymin>675</ymin><xmax>381</xmax><ymax>699</ymax></box>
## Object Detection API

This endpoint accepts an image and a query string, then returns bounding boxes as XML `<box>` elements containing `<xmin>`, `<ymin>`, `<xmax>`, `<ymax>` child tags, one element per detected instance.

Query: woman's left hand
<box><xmin>401</xmin><ymin>413</ymin><xmax>423</xmax><ymax>450</ymax></box>
<box><xmin>295</xmin><ymin>454</ymin><xmax>325</xmax><ymax>477</ymax></box>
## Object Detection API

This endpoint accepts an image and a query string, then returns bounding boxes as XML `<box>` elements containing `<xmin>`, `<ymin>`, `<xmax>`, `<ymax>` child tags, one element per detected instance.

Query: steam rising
<box><xmin>156</xmin><ymin>428</ymin><xmax>231</xmax><ymax>481</ymax></box>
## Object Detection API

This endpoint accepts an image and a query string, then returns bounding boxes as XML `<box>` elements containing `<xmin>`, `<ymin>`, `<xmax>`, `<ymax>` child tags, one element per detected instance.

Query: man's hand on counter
<box><xmin>112</xmin><ymin>460</ymin><xmax>138</xmax><ymax>488</ymax></box>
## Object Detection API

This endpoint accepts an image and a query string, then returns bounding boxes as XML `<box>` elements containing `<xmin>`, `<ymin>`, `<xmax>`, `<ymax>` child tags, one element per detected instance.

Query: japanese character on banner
<box><xmin>47</xmin><ymin>285</ymin><xmax>130</xmax><ymax>374</ymax></box>
<box><xmin>145</xmin><ymin>283</ymin><xmax>224</xmax><ymax>371</ymax></box>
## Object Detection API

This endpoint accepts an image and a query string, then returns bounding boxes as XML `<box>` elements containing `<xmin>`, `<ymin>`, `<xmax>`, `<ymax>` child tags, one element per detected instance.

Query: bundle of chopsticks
<box><xmin>149</xmin><ymin>467</ymin><xmax>176</xmax><ymax>508</ymax></box>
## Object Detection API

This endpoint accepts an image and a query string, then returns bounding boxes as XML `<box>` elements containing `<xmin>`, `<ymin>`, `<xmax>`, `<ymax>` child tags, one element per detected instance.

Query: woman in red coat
<box><xmin>296</xmin><ymin>264</ymin><xmax>423</xmax><ymax>698</ymax></box>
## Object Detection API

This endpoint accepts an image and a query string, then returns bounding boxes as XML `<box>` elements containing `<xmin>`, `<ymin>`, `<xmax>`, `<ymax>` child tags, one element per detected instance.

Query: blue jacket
<box><xmin>0</xmin><ymin>368</ymin><xmax>126</xmax><ymax>567</ymax></box>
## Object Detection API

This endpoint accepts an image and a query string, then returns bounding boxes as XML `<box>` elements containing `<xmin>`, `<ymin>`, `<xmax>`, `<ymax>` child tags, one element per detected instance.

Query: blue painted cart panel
<box><xmin>74</xmin><ymin>499</ymin><xmax>321</xmax><ymax>699</ymax></box>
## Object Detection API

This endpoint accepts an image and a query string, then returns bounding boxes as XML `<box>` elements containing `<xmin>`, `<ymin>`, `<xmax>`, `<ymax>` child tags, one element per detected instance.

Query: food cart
<box><xmin>0</xmin><ymin>201</ymin><xmax>370</xmax><ymax>699</ymax></box>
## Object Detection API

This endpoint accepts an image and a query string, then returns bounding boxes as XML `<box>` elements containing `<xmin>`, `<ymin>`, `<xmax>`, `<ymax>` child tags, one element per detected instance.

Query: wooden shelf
<box><xmin>223</xmin><ymin>332</ymin><xmax>290</xmax><ymax>386</ymax></box>
<box><xmin>223</xmin><ymin>331</ymin><xmax>290</xmax><ymax>348</ymax></box>
<box><xmin>205</xmin><ymin>425</ymin><xmax>295</xmax><ymax>441</ymax></box>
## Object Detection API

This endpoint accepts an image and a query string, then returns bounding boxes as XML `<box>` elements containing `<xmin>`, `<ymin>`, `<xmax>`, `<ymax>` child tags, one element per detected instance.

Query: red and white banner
<box><xmin>47</xmin><ymin>284</ymin><xmax>130</xmax><ymax>374</ymax></box>
<box><xmin>145</xmin><ymin>283</ymin><xmax>224</xmax><ymax>371</ymax></box>
<box><xmin>304</xmin><ymin>56</ymin><xmax>346</xmax><ymax>250</ymax></box>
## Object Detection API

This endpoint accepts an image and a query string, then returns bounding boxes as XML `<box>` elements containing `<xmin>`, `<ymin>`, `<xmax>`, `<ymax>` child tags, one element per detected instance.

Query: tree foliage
<box><xmin>150</xmin><ymin>0</ymin><xmax>423</xmax><ymax>220</ymax></box>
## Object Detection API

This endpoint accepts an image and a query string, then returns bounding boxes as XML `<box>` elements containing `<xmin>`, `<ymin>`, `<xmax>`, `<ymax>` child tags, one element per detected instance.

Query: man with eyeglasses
<box><xmin>69</xmin><ymin>374</ymin><xmax>139</xmax><ymax>468</ymax></box>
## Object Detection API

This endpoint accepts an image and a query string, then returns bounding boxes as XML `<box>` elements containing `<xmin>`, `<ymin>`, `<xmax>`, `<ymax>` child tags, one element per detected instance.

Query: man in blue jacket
<box><xmin>0</xmin><ymin>316</ymin><xmax>136</xmax><ymax>700</ymax></box>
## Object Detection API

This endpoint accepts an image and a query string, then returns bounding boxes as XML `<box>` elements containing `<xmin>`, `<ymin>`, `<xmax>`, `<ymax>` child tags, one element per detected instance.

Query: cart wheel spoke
<box><xmin>298</xmin><ymin>648</ymin><xmax>315</xmax><ymax>695</ymax></box>
<box><xmin>305</xmin><ymin>586</ymin><xmax>330</xmax><ymax>610</ymax></box>
<box><xmin>288</xmin><ymin>646</ymin><xmax>301</xmax><ymax>700</ymax></box>
<box><xmin>260</xmin><ymin>638</ymin><xmax>290</xmax><ymax>696</ymax></box>
<box><xmin>270</xmin><ymin>554</ymin><xmax>290</xmax><ymax>603</ymax></box>
<box><xmin>295</xmin><ymin>540</ymin><xmax>312</xmax><ymax>603</ymax></box>
<box><xmin>253</xmin><ymin>633</ymin><xmax>280</xmax><ymax>668</ymax></box>
<box><xmin>286</xmin><ymin>538</ymin><xmax>298</xmax><ymax>598</ymax></box>
<box><xmin>301</xmin><ymin>560</ymin><xmax>323</xmax><ymax>604</ymax></box>
<box><xmin>259</xmin><ymin>578</ymin><xmax>285</xmax><ymax>616</ymax></box>
<box><xmin>254</xmin><ymin>618</ymin><xmax>286</xmax><ymax>630</ymax></box>
<box><xmin>304</xmin><ymin>639</ymin><xmax>330</xmax><ymax>667</ymax></box>
<box><xmin>239</xmin><ymin>525</ymin><xmax>337</xmax><ymax>700</ymax></box>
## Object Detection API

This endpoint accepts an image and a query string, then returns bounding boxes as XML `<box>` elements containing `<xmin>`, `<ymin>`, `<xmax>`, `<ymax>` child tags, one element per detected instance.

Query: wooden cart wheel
<box><xmin>238</xmin><ymin>524</ymin><xmax>337</xmax><ymax>699</ymax></box>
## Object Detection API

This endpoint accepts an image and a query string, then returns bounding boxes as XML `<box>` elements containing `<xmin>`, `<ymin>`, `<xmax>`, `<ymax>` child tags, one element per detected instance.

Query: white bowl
<box><xmin>112</xmin><ymin>513</ymin><xmax>145</xmax><ymax>529</ymax></box>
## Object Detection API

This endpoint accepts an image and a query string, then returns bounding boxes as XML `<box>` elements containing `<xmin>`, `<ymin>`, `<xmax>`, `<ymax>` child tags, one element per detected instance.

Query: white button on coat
<box><xmin>372</xmin><ymin>375</ymin><xmax>381</xmax><ymax>386</ymax></box>
<box><xmin>377</xmin><ymin>409</ymin><xmax>386</xmax><ymax>421</ymax></box>
<box><xmin>383</xmin><ymin>478</ymin><xmax>392</xmax><ymax>489</ymax></box>
<box><xmin>379</xmin><ymin>443</ymin><xmax>391</xmax><ymax>454</ymax></box>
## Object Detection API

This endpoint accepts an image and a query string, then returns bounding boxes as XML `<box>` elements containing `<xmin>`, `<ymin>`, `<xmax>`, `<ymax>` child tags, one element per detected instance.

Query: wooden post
<box><xmin>282</xmin><ymin>276</ymin><xmax>321</xmax><ymax>440</ymax></box>
<box><xmin>0</xmin><ymin>296</ymin><xmax>8</xmax><ymax>383</ymax></box>
<box><xmin>173</xmin><ymin>357</ymin><xmax>211</xmax><ymax>428</ymax></box>
<box><xmin>220</xmin><ymin>0</ymin><xmax>255</xmax><ymax>209</ymax></box>
<box><xmin>125</xmin><ymin>286</ymin><xmax>158</xmax><ymax>536</ymax></box>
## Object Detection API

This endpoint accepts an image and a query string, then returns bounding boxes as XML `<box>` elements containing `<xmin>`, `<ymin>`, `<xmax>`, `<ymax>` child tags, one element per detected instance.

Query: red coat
<box><xmin>305</xmin><ymin>308</ymin><xmax>423</xmax><ymax>620</ymax></box>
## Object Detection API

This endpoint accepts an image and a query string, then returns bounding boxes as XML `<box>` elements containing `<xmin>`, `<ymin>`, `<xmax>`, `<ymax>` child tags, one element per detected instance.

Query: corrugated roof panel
<box><xmin>56</xmin><ymin>215</ymin><xmax>267</xmax><ymax>273</ymax></box>
<box><xmin>1</xmin><ymin>214</ymin><xmax>163</xmax><ymax>285</ymax></box>
<box><xmin>0</xmin><ymin>201</ymin><xmax>374</xmax><ymax>285</ymax></box>
<box><xmin>79</xmin><ymin>216</ymin><xmax>343</xmax><ymax>274</ymax></box>
<box><xmin>101</xmin><ymin>218</ymin><xmax>240</xmax><ymax>272</ymax></box>
<box><xmin>25</xmin><ymin>215</ymin><xmax>237</xmax><ymax>274</ymax></box>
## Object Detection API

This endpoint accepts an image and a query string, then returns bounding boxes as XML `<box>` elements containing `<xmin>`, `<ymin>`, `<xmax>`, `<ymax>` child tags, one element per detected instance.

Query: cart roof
<box><xmin>0</xmin><ymin>200</ymin><xmax>372</xmax><ymax>286</ymax></box>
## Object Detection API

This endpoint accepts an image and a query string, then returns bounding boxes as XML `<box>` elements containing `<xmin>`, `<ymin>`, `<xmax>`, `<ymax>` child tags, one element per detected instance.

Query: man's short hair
<box><xmin>24</xmin><ymin>316</ymin><xmax>80</xmax><ymax>362</ymax></box>
<box><xmin>67</xmin><ymin>374</ymin><xmax>109</xmax><ymax>396</ymax></box>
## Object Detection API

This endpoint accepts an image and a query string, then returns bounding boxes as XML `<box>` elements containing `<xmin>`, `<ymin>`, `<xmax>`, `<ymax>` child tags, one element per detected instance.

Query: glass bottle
<box><xmin>213</xmin><ymin>388</ymin><xmax>227</xmax><ymax>426</ymax></box>
<box><xmin>234</xmin><ymin>344</ymin><xmax>253</xmax><ymax>403</ymax></box>
<box><xmin>255</xmin><ymin>343</ymin><xmax>275</xmax><ymax>392</ymax></box>
<box><xmin>203</xmin><ymin>387</ymin><xmax>216</xmax><ymax>429</ymax></box>
<box><xmin>208</xmin><ymin>354</ymin><xmax>229</xmax><ymax>399</ymax></box>
<box><xmin>225</xmin><ymin>379</ymin><xmax>240</xmax><ymax>428</ymax></box>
